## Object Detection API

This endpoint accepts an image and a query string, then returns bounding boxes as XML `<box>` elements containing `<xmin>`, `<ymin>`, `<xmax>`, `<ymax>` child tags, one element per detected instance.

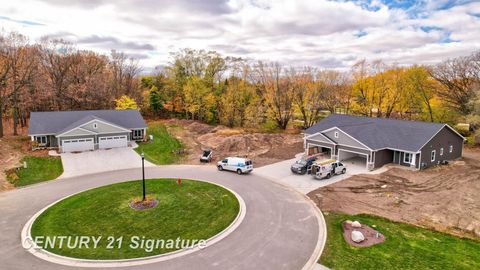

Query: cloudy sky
<box><xmin>0</xmin><ymin>0</ymin><xmax>479</xmax><ymax>72</ymax></box>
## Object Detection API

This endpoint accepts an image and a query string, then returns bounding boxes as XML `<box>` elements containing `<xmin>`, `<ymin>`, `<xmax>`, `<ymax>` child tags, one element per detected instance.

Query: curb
<box><xmin>21</xmin><ymin>178</ymin><xmax>246</xmax><ymax>268</ymax></box>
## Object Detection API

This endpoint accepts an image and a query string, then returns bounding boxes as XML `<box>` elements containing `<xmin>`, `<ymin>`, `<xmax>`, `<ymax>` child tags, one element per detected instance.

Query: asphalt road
<box><xmin>0</xmin><ymin>165</ymin><xmax>323</xmax><ymax>270</ymax></box>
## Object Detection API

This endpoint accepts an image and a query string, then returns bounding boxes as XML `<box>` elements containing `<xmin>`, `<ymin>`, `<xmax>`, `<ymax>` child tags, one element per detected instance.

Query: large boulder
<box><xmin>351</xmin><ymin>221</ymin><xmax>362</xmax><ymax>228</ymax></box>
<box><xmin>351</xmin><ymin>230</ymin><xmax>365</xmax><ymax>243</ymax></box>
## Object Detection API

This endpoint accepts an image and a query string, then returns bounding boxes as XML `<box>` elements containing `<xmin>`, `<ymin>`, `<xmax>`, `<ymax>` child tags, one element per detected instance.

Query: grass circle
<box><xmin>30</xmin><ymin>179</ymin><xmax>240</xmax><ymax>260</ymax></box>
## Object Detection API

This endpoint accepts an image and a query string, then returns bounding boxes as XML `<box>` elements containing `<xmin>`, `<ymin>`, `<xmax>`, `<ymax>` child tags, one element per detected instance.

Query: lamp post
<box><xmin>141</xmin><ymin>152</ymin><xmax>146</xmax><ymax>201</ymax></box>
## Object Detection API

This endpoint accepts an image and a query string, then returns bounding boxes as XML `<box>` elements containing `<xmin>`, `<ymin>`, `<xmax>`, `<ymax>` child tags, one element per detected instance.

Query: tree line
<box><xmin>1</xmin><ymin>30</ymin><xmax>479</xmax><ymax>139</ymax></box>
<box><xmin>0</xmin><ymin>31</ymin><xmax>142</xmax><ymax>137</ymax></box>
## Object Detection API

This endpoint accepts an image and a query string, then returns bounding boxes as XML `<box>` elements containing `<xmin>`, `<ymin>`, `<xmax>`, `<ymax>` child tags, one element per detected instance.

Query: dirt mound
<box><xmin>163</xmin><ymin>119</ymin><xmax>303</xmax><ymax>167</ymax></box>
<box><xmin>308</xmin><ymin>148</ymin><xmax>480</xmax><ymax>239</ymax></box>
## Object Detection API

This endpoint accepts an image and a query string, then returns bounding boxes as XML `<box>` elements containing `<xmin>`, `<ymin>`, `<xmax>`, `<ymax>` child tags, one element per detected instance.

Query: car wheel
<box><xmin>342</xmin><ymin>168</ymin><xmax>346</xmax><ymax>174</ymax></box>
<box><xmin>218</xmin><ymin>165</ymin><xmax>223</xmax><ymax>171</ymax></box>
<box><xmin>326</xmin><ymin>173</ymin><xmax>331</xmax><ymax>179</ymax></box>
<box><xmin>236</xmin><ymin>169</ymin><xmax>242</xmax><ymax>175</ymax></box>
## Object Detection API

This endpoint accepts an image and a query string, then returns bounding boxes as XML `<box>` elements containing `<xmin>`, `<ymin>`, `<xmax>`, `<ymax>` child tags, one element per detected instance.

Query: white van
<box><xmin>311</xmin><ymin>159</ymin><xmax>346</xmax><ymax>179</ymax></box>
<box><xmin>217</xmin><ymin>157</ymin><xmax>253</xmax><ymax>175</ymax></box>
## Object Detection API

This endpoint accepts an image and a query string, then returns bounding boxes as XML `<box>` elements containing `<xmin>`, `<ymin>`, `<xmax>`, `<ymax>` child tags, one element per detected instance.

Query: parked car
<box><xmin>311</xmin><ymin>159</ymin><xmax>346</xmax><ymax>179</ymax></box>
<box><xmin>200</xmin><ymin>149</ymin><xmax>213</xmax><ymax>162</ymax></box>
<box><xmin>290</xmin><ymin>156</ymin><xmax>317</xmax><ymax>175</ymax></box>
<box><xmin>217</xmin><ymin>157</ymin><xmax>253</xmax><ymax>175</ymax></box>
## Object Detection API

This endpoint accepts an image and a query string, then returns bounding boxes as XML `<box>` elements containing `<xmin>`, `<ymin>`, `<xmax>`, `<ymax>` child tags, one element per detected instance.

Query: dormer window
<box><xmin>334</xmin><ymin>131</ymin><xmax>339</xmax><ymax>138</ymax></box>
<box><xmin>93</xmin><ymin>123</ymin><xmax>98</xmax><ymax>129</ymax></box>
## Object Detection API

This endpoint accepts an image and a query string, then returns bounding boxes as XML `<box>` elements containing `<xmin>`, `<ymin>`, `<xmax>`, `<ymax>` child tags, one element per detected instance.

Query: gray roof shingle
<box><xmin>305</xmin><ymin>114</ymin><xmax>448</xmax><ymax>152</ymax></box>
<box><xmin>28</xmin><ymin>110</ymin><xmax>147</xmax><ymax>135</ymax></box>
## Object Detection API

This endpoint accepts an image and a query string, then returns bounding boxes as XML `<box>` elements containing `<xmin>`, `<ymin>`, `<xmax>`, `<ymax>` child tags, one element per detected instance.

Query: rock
<box><xmin>351</xmin><ymin>221</ymin><xmax>362</xmax><ymax>228</ymax></box>
<box><xmin>351</xmin><ymin>230</ymin><xmax>365</xmax><ymax>243</ymax></box>
<box><xmin>372</xmin><ymin>224</ymin><xmax>376</xmax><ymax>228</ymax></box>
<box><xmin>345</xmin><ymin>220</ymin><xmax>353</xmax><ymax>225</ymax></box>
<box><xmin>381</xmin><ymin>184</ymin><xmax>387</xmax><ymax>189</ymax></box>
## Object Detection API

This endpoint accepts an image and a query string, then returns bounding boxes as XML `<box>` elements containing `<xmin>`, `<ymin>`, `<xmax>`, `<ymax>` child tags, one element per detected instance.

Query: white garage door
<box><xmin>62</xmin><ymin>138</ymin><xmax>94</xmax><ymax>153</ymax></box>
<box><xmin>99</xmin><ymin>135</ymin><xmax>128</xmax><ymax>149</ymax></box>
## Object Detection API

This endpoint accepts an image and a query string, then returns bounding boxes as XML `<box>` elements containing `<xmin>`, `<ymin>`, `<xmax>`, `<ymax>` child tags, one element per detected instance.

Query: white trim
<box><xmin>29</xmin><ymin>133</ymin><xmax>55</xmax><ymax>137</ymax></box>
<box><xmin>58</xmin><ymin>127</ymin><xmax>97</xmax><ymax>137</ymax></box>
<box><xmin>404</xmin><ymin>152</ymin><xmax>413</xmax><ymax>164</ymax></box>
<box><xmin>337</xmin><ymin>149</ymin><xmax>369</xmax><ymax>169</ymax></box>
<box><xmin>34</xmin><ymin>135</ymin><xmax>48</xmax><ymax>146</ymax></box>
<box><xmin>56</xmin><ymin>118</ymin><xmax>131</xmax><ymax>137</ymax></box>
<box><xmin>337</xmin><ymin>144</ymin><xmax>370</xmax><ymax>152</ymax></box>
<box><xmin>322</xmin><ymin>126</ymin><xmax>373</xmax><ymax>150</ymax></box>
<box><xmin>305</xmin><ymin>138</ymin><xmax>335</xmax><ymax>146</ymax></box>
<box><xmin>418</xmin><ymin>152</ymin><xmax>422</xmax><ymax>170</ymax></box>
<box><xmin>444</xmin><ymin>124</ymin><xmax>466</xmax><ymax>140</ymax></box>
<box><xmin>306</xmin><ymin>143</ymin><xmax>334</xmax><ymax>159</ymax></box>
<box><xmin>58</xmin><ymin>131</ymin><xmax>131</xmax><ymax>137</ymax></box>
<box><xmin>417</xmin><ymin>124</ymin><xmax>465</xmax><ymax>152</ymax></box>
<box><xmin>304</xmin><ymin>132</ymin><xmax>336</xmax><ymax>144</ymax></box>
<box><xmin>431</xmin><ymin>150</ymin><xmax>436</xmax><ymax>162</ymax></box>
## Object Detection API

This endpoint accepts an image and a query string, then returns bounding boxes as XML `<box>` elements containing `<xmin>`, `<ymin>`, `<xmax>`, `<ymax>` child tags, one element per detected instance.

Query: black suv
<box><xmin>290</xmin><ymin>156</ymin><xmax>317</xmax><ymax>175</ymax></box>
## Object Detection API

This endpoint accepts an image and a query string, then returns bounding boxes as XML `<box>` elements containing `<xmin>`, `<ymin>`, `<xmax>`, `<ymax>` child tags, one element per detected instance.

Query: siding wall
<box><xmin>374</xmin><ymin>149</ymin><xmax>393</xmax><ymax>168</ymax></box>
<box><xmin>420</xmin><ymin>126</ymin><xmax>463</xmax><ymax>168</ymax></box>
<box><xmin>323</xmin><ymin>128</ymin><xmax>367</xmax><ymax>149</ymax></box>
<box><xmin>82</xmin><ymin>121</ymin><xmax>127</xmax><ymax>133</ymax></box>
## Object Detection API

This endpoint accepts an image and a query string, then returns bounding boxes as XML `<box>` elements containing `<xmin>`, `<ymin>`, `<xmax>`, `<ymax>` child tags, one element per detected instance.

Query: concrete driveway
<box><xmin>254</xmin><ymin>155</ymin><xmax>388</xmax><ymax>194</ymax></box>
<box><xmin>0</xmin><ymin>166</ymin><xmax>324</xmax><ymax>270</ymax></box>
<box><xmin>59</xmin><ymin>147</ymin><xmax>155</xmax><ymax>178</ymax></box>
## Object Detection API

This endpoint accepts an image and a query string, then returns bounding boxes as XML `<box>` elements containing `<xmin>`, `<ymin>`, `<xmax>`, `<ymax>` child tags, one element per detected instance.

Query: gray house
<box><xmin>28</xmin><ymin>110</ymin><xmax>147</xmax><ymax>153</ymax></box>
<box><xmin>304</xmin><ymin>114</ymin><xmax>465</xmax><ymax>170</ymax></box>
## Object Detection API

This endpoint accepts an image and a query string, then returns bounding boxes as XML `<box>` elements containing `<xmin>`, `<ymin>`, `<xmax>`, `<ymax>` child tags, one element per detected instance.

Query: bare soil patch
<box><xmin>308</xmin><ymin>147</ymin><xmax>480</xmax><ymax>239</ymax></box>
<box><xmin>342</xmin><ymin>221</ymin><xmax>385</xmax><ymax>247</ymax></box>
<box><xmin>162</xmin><ymin>119</ymin><xmax>303</xmax><ymax>167</ymax></box>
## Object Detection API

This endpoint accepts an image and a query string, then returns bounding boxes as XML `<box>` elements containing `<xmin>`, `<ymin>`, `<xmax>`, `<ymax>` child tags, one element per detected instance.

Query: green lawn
<box><xmin>31</xmin><ymin>179</ymin><xmax>239</xmax><ymax>259</ymax></box>
<box><xmin>134</xmin><ymin>122</ymin><xmax>183</xmax><ymax>164</ymax></box>
<box><xmin>6</xmin><ymin>156</ymin><xmax>63</xmax><ymax>187</ymax></box>
<box><xmin>320</xmin><ymin>212</ymin><xmax>480</xmax><ymax>270</ymax></box>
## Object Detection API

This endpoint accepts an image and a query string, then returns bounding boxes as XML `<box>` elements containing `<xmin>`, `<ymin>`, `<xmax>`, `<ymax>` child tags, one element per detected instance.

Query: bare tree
<box><xmin>39</xmin><ymin>38</ymin><xmax>77</xmax><ymax>110</ymax></box>
<box><xmin>430</xmin><ymin>52</ymin><xmax>478</xmax><ymax>115</ymax></box>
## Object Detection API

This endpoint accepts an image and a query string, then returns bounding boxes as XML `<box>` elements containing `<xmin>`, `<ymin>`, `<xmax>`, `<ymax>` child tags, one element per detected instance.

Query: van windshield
<box><xmin>245</xmin><ymin>160</ymin><xmax>252</xmax><ymax>166</ymax></box>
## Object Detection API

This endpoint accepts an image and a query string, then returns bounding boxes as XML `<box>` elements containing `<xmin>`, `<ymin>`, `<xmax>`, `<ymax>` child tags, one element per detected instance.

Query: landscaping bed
<box><xmin>30</xmin><ymin>179</ymin><xmax>239</xmax><ymax>259</ymax></box>
<box><xmin>320</xmin><ymin>212</ymin><xmax>480</xmax><ymax>270</ymax></box>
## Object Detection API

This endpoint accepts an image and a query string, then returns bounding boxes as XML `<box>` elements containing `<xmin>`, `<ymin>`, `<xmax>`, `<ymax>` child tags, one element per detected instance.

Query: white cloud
<box><xmin>0</xmin><ymin>0</ymin><xmax>479</xmax><ymax>71</ymax></box>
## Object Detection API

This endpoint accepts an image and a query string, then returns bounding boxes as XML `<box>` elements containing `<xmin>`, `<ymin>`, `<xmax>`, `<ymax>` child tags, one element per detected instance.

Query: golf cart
<box><xmin>200</xmin><ymin>149</ymin><xmax>213</xmax><ymax>162</ymax></box>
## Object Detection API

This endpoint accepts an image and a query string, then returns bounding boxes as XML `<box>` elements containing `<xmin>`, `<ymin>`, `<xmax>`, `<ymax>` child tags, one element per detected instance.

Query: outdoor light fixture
<box><xmin>141</xmin><ymin>152</ymin><xmax>146</xmax><ymax>201</ymax></box>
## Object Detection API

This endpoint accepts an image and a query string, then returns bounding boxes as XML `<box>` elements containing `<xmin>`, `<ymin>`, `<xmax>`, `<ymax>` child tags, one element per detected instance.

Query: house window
<box><xmin>431</xmin><ymin>150</ymin><xmax>436</xmax><ymax>162</ymax></box>
<box><xmin>449</xmin><ymin>145</ymin><xmax>453</xmax><ymax>153</ymax></box>
<box><xmin>440</xmin><ymin>148</ymin><xmax>444</xmax><ymax>156</ymax></box>
<box><xmin>133</xmin><ymin>129</ymin><xmax>143</xmax><ymax>139</ymax></box>
<box><xmin>334</xmin><ymin>131</ymin><xmax>339</xmax><ymax>138</ymax></box>
<box><xmin>35</xmin><ymin>136</ymin><xmax>47</xmax><ymax>146</ymax></box>
<box><xmin>404</xmin><ymin>152</ymin><xmax>412</xmax><ymax>164</ymax></box>
<box><xmin>93</xmin><ymin>123</ymin><xmax>98</xmax><ymax>129</ymax></box>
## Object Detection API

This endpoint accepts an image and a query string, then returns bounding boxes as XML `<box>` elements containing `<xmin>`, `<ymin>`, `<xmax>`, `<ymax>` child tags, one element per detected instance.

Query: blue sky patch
<box><xmin>0</xmin><ymin>15</ymin><xmax>44</xmax><ymax>26</ymax></box>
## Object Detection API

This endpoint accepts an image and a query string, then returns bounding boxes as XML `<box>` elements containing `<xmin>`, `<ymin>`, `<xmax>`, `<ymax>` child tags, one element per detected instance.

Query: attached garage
<box><xmin>62</xmin><ymin>138</ymin><xmax>94</xmax><ymax>153</ymax></box>
<box><xmin>99</xmin><ymin>135</ymin><xmax>128</xmax><ymax>149</ymax></box>
<box><xmin>338</xmin><ymin>149</ymin><xmax>369</xmax><ymax>169</ymax></box>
